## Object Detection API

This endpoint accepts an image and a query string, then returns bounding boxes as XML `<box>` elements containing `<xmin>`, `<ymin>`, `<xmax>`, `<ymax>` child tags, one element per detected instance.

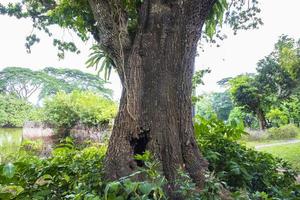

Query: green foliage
<box><xmin>0</xmin><ymin>67</ymin><xmax>113</xmax><ymax>101</ymax></box>
<box><xmin>104</xmin><ymin>151</ymin><xmax>167</xmax><ymax>200</ymax></box>
<box><xmin>267</xmin><ymin>124</ymin><xmax>300</xmax><ymax>140</ymax></box>
<box><xmin>41</xmin><ymin>67</ymin><xmax>112</xmax><ymax>99</ymax></box>
<box><xmin>1</xmin><ymin>119</ymin><xmax>300</xmax><ymax>199</ymax></box>
<box><xmin>204</xmin><ymin>0</ymin><xmax>228</xmax><ymax>39</ymax></box>
<box><xmin>226</xmin><ymin>35</ymin><xmax>300</xmax><ymax>130</ymax></box>
<box><xmin>227</xmin><ymin>104</ymin><xmax>251</xmax><ymax>130</ymax></box>
<box><xmin>266</xmin><ymin>108</ymin><xmax>288</xmax><ymax>127</ymax></box>
<box><xmin>195</xmin><ymin>91</ymin><xmax>233</xmax><ymax>121</ymax></box>
<box><xmin>122</xmin><ymin>0</ymin><xmax>144</xmax><ymax>35</ymax></box>
<box><xmin>0</xmin><ymin>94</ymin><xmax>33</xmax><ymax>127</ymax></box>
<box><xmin>1</xmin><ymin>0</ymin><xmax>263</xmax><ymax>66</ymax></box>
<box><xmin>0</xmin><ymin>67</ymin><xmax>46</xmax><ymax>100</ymax></box>
<box><xmin>229</xmin><ymin>74</ymin><xmax>261</xmax><ymax>114</ymax></box>
<box><xmin>195</xmin><ymin>94</ymin><xmax>218</xmax><ymax>120</ymax></box>
<box><xmin>0</xmin><ymin>0</ymin><xmax>95</xmax><ymax>58</ymax></box>
<box><xmin>192</xmin><ymin>69</ymin><xmax>211</xmax><ymax>104</ymax></box>
<box><xmin>275</xmin><ymin>35</ymin><xmax>300</xmax><ymax>80</ymax></box>
<box><xmin>258</xmin><ymin>143</ymin><xmax>300</xmax><ymax>173</ymax></box>
<box><xmin>0</xmin><ymin>140</ymin><xmax>168</xmax><ymax>200</ymax></box>
<box><xmin>43</xmin><ymin>90</ymin><xmax>117</xmax><ymax>129</ymax></box>
<box><xmin>281</xmin><ymin>95</ymin><xmax>300</xmax><ymax>125</ymax></box>
<box><xmin>86</xmin><ymin>45</ymin><xmax>115</xmax><ymax>81</ymax></box>
<box><xmin>20</xmin><ymin>139</ymin><xmax>44</xmax><ymax>156</ymax></box>
<box><xmin>0</xmin><ymin>139</ymin><xmax>107</xmax><ymax>199</ymax></box>
<box><xmin>203</xmin><ymin>0</ymin><xmax>263</xmax><ymax>43</ymax></box>
<box><xmin>211</xmin><ymin>91</ymin><xmax>233</xmax><ymax>121</ymax></box>
<box><xmin>195</xmin><ymin>115</ymin><xmax>300</xmax><ymax>199</ymax></box>
<box><xmin>256</xmin><ymin>54</ymin><xmax>296</xmax><ymax>99</ymax></box>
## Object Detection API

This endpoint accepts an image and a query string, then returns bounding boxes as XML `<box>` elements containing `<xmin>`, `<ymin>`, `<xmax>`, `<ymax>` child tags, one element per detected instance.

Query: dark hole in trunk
<box><xmin>130</xmin><ymin>130</ymin><xmax>150</xmax><ymax>167</ymax></box>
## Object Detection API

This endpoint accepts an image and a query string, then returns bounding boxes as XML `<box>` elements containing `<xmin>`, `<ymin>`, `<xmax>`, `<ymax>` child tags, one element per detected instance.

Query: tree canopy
<box><xmin>0</xmin><ymin>0</ymin><xmax>262</xmax><ymax>77</ymax></box>
<box><xmin>0</xmin><ymin>67</ymin><xmax>46</xmax><ymax>100</ymax></box>
<box><xmin>0</xmin><ymin>67</ymin><xmax>112</xmax><ymax>101</ymax></box>
<box><xmin>223</xmin><ymin>35</ymin><xmax>300</xmax><ymax>129</ymax></box>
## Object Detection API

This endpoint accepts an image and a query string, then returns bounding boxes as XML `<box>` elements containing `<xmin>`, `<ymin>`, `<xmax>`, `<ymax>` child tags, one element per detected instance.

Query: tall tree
<box><xmin>0</xmin><ymin>67</ymin><xmax>46</xmax><ymax>100</ymax></box>
<box><xmin>0</xmin><ymin>67</ymin><xmax>112</xmax><ymax>101</ymax></box>
<box><xmin>0</xmin><ymin>0</ymin><xmax>262</xmax><ymax>190</ymax></box>
<box><xmin>229</xmin><ymin>75</ymin><xmax>267</xmax><ymax>130</ymax></box>
<box><xmin>256</xmin><ymin>55</ymin><xmax>296</xmax><ymax>100</ymax></box>
<box><xmin>40</xmin><ymin>67</ymin><xmax>112</xmax><ymax>99</ymax></box>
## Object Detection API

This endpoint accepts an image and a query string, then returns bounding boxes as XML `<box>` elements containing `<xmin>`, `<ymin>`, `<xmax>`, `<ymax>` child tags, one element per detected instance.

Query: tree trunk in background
<box><xmin>257</xmin><ymin>108</ymin><xmax>267</xmax><ymax>130</ymax></box>
<box><xmin>90</xmin><ymin>0</ymin><xmax>216</xmax><ymax>190</ymax></box>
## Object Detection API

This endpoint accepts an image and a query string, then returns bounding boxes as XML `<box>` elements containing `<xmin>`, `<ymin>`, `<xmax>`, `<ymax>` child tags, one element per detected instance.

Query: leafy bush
<box><xmin>0</xmin><ymin>139</ymin><xmax>107</xmax><ymax>199</ymax></box>
<box><xmin>20</xmin><ymin>139</ymin><xmax>44</xmax><ymax>156</ymax></box>
<box><xmin>43</xmin><ymin>90</ymin><xmax>117</xmax><ymax>129</ymax></box>
<box><xmin>195</xmin><ymin>115</ymin><xmax>300</xmax><ymax>199</ymax></box>
<box><xmin>0</xmin><ymin>94</ymin><xmax>33</xmax><ymax>127</ymax></box>
<box><xmin>266</xmin><ymin>108</ymin><xmax>289</xmax><ymax>127</ymax></box>
<box><xmin>267</xmin><ymin>124</ymin><xmax>300</xmax><ymax>139</ymax></box>
<box><xmin>0</xmin><ymin>139</ymin><xmax>228</xmax><ymax>200</ymax></box>
<box><xmin>1</xmin><ymin>117</ymin><xmax>300</xmax><ymax>199</ymax></box>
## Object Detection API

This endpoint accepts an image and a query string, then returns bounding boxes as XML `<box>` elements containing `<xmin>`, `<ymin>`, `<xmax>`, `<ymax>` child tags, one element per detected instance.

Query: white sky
<box><xmin>0</xmin><ymin>0</ymin><xmax>300</xmax><ymax>100</ymax></box>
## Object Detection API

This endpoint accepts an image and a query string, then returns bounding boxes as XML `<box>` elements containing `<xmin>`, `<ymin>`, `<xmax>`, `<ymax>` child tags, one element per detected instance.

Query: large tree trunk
<box><xmin>257</xmin><ymin>108</ymin><xmax>267</xmax><ymax>130</ymax></box>
<box><xmin>89</xmin><ymin>0</ymin><xmax>216</xmax><ymax>191</ymax></box>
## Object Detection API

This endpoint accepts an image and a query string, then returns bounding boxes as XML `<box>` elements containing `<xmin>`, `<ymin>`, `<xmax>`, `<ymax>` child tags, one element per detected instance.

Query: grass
<box><xmin>257</xmin><ymin>142</ymin><xmax>300</xmax><ymax>172</ymax></box>
<box><xmin>241</xmin><ymin>133</ymin><xmax>300</xmax><ymax>172</ymax></box>
<box><xmin>240</xmin><ymin>133</ymin><xmax>300</xmax><ymax>148</ymax></box>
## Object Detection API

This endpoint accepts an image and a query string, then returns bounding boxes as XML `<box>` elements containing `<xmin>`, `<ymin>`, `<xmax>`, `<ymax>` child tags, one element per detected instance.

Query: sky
<box><xmin>0</xmin><ymin>0</ymin><xmax>300</xmax><ymax>100</ymax></box>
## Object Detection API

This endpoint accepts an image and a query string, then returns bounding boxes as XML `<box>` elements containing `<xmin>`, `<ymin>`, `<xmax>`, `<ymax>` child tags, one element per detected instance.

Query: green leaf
<box><xmin>0</xmin><ymin>185</ymin><xmax>24</xmax><ymax>199</ymax></box>
<box><xmin>139</xmin><ymin>182</ymin><xmax>155</xmax><ymax>195</ymax></box>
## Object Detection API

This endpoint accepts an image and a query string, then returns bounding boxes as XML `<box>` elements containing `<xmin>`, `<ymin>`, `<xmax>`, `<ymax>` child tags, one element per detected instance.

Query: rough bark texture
<box><xmin>257</xmin><ymin>108</ymin><xmax>267</xmax><ymax>130</ymax></box>
<box><xmin>88</xmin><ymin>0</ymin><xmax>216</xmax><ymax>192</ymax></box>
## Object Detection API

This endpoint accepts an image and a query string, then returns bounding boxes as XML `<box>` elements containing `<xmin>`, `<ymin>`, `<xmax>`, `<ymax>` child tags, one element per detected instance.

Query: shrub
<box><xmin>0</xmin><ymin>139</ymin><xmax>107</xmax><ymax>199</ymax></box>
<box><xmin>0</xmin><ymin>94</ymin><xmax>33</xmax><ymax>127</ymax></box>
<box><xmin>195</xmin><ymin>116</ymin><xmax>300</xmax><ymax>199</ymax></box>
<box><xmin>267</xmin><ymin>124</ymin><xmax>300</xmax><ymax>139</ymax></box>
<box><xmin>20</xmin><ymin>139</ymin><xmax>44</xmax><ymax>156</ymax></box>
<box><xmin>266</xmin><ymin>108</ymin><xmax>289</xmax><ymax>127</ymax></box>
<box><xmin>1</xmin><ymin>118</ymin><xmax>299</xmax><ymax>199</ymax></box>
<box><xmin>43</xmin><ymin>90</ymin><xmax>117</xmax><ymax>129</ymax></box>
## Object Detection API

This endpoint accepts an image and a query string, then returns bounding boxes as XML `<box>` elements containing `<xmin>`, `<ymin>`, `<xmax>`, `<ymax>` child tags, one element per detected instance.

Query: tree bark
<box><xmin>89</xmin><ymin>0</ymin><xmax>216</xmax><ymax>191</ymax></box>
<box><xmin>257</xmin><ymin>108</ymin><xmax>267</xmax><ymax>130</ymax></box>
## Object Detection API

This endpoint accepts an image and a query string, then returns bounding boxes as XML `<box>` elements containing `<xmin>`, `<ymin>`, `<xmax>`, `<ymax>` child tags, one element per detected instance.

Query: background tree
<box><xmin>0</xmin><ymin>67</ymin><xmax>112</xmax><ymax>101</ymax></box>
<box><xmin>0</xmin><ymin>94</ymin><xmax>33</xmax><ymax>127</ymax></box>
<box><xmin>211</xmin><ymin>91</ymin><xmax>233</xmax><ymax>121</ymax></box>
<box><xmin>275</xmin><ymin>35</ymin><xmax>300</xmax><ymax>80</ymax></box>
<box><xmin>229</xmin><ymin>74</ymin><xmax>267</xmax><ymax>130</ymax></box>
<box><xmin>0</xmin><ymin>0</ymin><xmax>263</xmax><ymax>189</ymax></box>
<box><xmin>40</xmin><ymin>67</ymin><xmax>112</xmax><ymax>99</ymax></box>
<box><xmin>0</xmin><ymin>67</ymin><xmax>46</xmax><ymax>100</ymax></box>
<box><xmin>256</xmin><ymin>55</ymin><xmax>296</xmax><ymax>100</ymax></box>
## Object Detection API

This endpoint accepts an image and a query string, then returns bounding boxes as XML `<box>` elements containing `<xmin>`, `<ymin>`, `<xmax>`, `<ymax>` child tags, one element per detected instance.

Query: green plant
<box><xmin>266</xmin><ymin>108</ymin><xmax>289</xmax><ymax>127</ymax></box>
<box><xmin>0</xmin><ymin>94</ymin><xmax>33</xmax><ymax>127</ymax></box>
<box><xmin>267</xmin><ymin>124</ymin><xmax>300</xmax><ymax>139</ymax></box>
<box><xmin>104</xmin><ymin>151</ymin><xmax>167</xmax><ymax>200</ymax></box>
<box><xmin>194</xmin><ymin>115</ymin><xmax>300</xmax><ymax>199</ymax></box>
<box><xmin>20</xmin><ymin>139</ymin><xmax>44</xmax><ymax>156</ymax></box>
<box><xmin>258</xmin><ymin>142</ymin><xmax>300</xmax><ymax>172</ymax></box>
<box><xmin>43</xmin><ymin>90</ymin><xmax>117</xmax><ymax>129</ymax></box>
<box><xmin>0</xmin><ymin>138</ymin><xmax>107</xmax><ymax>199</ymax></box>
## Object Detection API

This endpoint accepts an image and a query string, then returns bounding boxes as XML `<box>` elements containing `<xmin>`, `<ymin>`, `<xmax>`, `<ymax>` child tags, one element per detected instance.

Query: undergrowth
<box><xmin>0</xmin><ymin>116</ymin><xmax>299</xmax><ymax>199</ymax></box>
